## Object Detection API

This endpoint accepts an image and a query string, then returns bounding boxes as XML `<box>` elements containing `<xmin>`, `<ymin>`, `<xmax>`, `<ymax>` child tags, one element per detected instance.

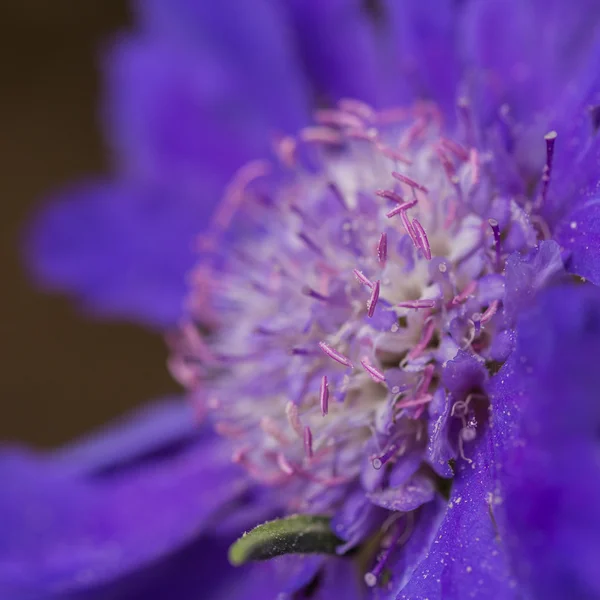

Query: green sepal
<box><xmin>228</xmin><ymin>514</ymin><xmax>343</xmax><ymax>566</ymax></box>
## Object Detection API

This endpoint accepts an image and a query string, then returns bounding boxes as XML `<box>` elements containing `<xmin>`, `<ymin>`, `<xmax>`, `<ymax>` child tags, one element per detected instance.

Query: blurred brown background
<box><xmin>0</xmin><ymin>2</ymin><xmax>178</xmax><ymax>448</ymax></box>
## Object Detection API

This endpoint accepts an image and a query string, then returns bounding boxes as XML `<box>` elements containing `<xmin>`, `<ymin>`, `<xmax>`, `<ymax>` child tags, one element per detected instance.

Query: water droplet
<box><xmin>570</xmin><ymin>221</ymin><xmax>578</xmax><ymax>230</ymax></box>
<box><xmin>364</xmin><ymin>572</ymin><xmax>377</xmax><ymax>587</ymax></box>
<box><xmin>372</xmin><ymin>457</ymin><xmax>383</xmax><ymax>470</ymax></box>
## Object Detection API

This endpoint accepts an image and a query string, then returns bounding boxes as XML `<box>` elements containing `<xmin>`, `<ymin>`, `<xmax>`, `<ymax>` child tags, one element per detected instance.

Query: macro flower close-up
<box><xmin>4</xmin><ymin>1</ymin><xmax>600</xmax><ymax>599</ymax></box>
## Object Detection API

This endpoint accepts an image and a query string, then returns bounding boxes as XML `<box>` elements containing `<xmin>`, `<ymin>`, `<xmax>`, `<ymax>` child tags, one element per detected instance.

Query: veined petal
<box><xmin>489</xmin><ymin>284</ymin><xmax>600</xmax><ymax>600</ymax></box>
<box><xmin>395</xmin><ymin>430</ymin><xmax>517</xmax><ymax>600</ymax></box>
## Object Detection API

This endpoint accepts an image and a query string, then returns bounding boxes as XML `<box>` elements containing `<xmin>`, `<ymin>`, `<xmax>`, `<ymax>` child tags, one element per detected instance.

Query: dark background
<box><xmin>0</xmin><ymin>2</ymin><xmax>178</xmax><ymax>448</ymax></box>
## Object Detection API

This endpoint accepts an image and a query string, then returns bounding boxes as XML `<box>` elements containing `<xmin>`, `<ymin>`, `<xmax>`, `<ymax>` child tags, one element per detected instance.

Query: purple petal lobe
<box><xmin>489</xmin><ymin>284</ymin><xmax>600</xmax><ymax>599</ymax></box>
<box><xmin>396</xmin><ymin>431</ymin><xmax>518</xmax><ymax>600</ymax></box>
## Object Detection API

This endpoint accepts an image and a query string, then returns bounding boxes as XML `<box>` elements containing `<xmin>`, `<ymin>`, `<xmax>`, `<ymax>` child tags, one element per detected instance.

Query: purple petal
<box><xmin>503</xmin><ymin>240</ymin><xmax>564</xmax><ymax>322</ymax></box>
<box><xmin>49</xmin><ymin>396</ymin><xmax>198</xmax><ymax>477</ymax></box>
<box><xmin>382</xmin><ymin>0</ymin><xmax>462</xmax><ymax>117</ymax></box>
<box><xmin>332</xmin><ymin>489</ymin><xmax>386</xmax><ymax>553</ymax></box>
<box><xmin>489</xmin><ymin>284</ymin><xmax>600</xmax><ymax>599</ymax></box>
<box><xmin>460</xmin><ymin>0</ymin><xmax>600</xmax><ymax>125</ymax></box>
<box><xmin>555</xmin><ymin>198</ymin><xmax>600</xmax><ymax>287</ymax></box>
<box><xmin>396</xmin><ymin>431</ymin><xmax>518</xmax><ymax>600</ymax></box>
<box><xmin>368</xmin><ymin>473</ymin><xmax>435</xmax><ymax>513</ymax></box>
<box><xmin>286</xmin><ymin>0</ymin><xmax>403</xmax><ymax>107</ymax></box>
<box><xmin>104</xmin><ymin>36</ymin><xmax>292</xmax><ymax>193</ymax></box>
<box><xmin>134</xmin><ymin>0</ymin><xmax>309</xmax><ymax>138</ymax></box>
<box><xmin>0</xmin><ymin>425</ymin><xmax>245</xmax><ymax>595</ymax></box>
<box><xmin>25</xmin><ymin>181</ymin><xmax>203</xmax><ymax>327</ymax></box>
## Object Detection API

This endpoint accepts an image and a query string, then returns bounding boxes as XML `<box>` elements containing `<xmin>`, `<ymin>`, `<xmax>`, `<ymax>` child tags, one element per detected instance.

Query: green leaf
<box><xmin>228</xmin><ymin>514</ymin><xmax>343</xmax><ymax>566</ymax></box>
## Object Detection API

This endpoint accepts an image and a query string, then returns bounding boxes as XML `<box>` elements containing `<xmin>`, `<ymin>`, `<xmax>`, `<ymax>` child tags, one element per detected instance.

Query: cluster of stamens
<box><xmin>171</xmin><ymin>96</ymin><xmax>553</xmax><ymax>589</ymax></box>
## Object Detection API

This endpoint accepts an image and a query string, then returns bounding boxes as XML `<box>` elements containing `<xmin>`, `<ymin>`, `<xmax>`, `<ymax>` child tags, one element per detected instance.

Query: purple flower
<box><xmin>9</xmin><ymin>1</ymin><xmax>600</xmax><ymax>599</ymax></box>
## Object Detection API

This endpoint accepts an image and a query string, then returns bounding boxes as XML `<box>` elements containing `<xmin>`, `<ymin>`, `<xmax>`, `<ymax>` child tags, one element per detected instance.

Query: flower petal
<box><xmin>25</xmin><ymin>181</ymin><xmax>203</xmax><ymax>327</ymax></box>
<box><xmin>556</xmin><ymin>198</ymin><xmax>600</xmax><ymax>286</ymax></box>
<box><xmin>0</xmin><ymin>424</ymin><xmax>246</xmax><ymax>595</ymax></box>
<box><xmin>285</xmin><ymin>0</ymin><xmax>401</xmax><ymax>106</ymax></box>
<box><xmin>381</xmin><ymin>0</ymin><xmax>462</xmax><ymax>117</ymax></box>
<box><xmin>133</xmin><ymin>0</ymin><xmax>309</xmax><ymax>137</ymax></box>
<box><xmin>395</xmin><ymin>431</ymin><xmax>518</xmax><ymax>600</ymax></box>
<box><xmin>489</xmin><ymin>284</ymin><xmax>600</xmax><ymax>599</ymax></box>
<box><xmin>460</xmin><ymin>0</ymin><xmax>600</xmax><ymax>125</ymax></box>
<box><xmin>49</xmin><ymin>396</ymin><xmax>198</xmax><ymax>477</ymax></box>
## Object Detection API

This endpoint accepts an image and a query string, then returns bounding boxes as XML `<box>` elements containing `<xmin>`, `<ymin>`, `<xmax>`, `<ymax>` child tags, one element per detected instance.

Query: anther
<box><xmin>353</xmin><ymin>269</ymin><xmax>373</xmax><ymax>288</ymax></box>
<box><xmin>386</xmin><ymin>199</ymin><xmax>418</xmax><ymax>218</ymax></box>
<box><xmin>360</xmin><ymin>358</ymin><xmax>386</xmax><ymax>383</ymax></box>
<box><xmin>320</xmin><ymin>375</ymin><xmax>330</xmax><ymax>415</ymax></box>
<box><xmin>285</xmin><ymin>402</ymin><xmax>304</xmax><ymax>437</ymax></box>
<box><xmin>412</xmin><ymin>219</ymin><xmax>432</xmax><ymax>260</ymax></box>
<box><xmin>392</xmin><ymin>171</ymin><xmax>429</xmax><ymax>193</ymax></box>
<box><xmin>377</xmin><ymin>233</ymin><xmax>388</xmax><ymax>265</ymax></box>
<box><xmin>397</xmin><ymin>299</ymin><xmax>436</xmax><ymax>309</ymax></box>
<box><xmin>303</xmin><ymin>426</ymin><xmax>313</xmax><ymax>459</ymax></box>
<box><xmin>299</xmin><ymin>126</ymin><xmax>344</xmax><ymax>145</ymax></box>
<box><xmin>318</xmin><ymin>342</ymin><xmax>354</xmax><ymax>368</ymax></box>
<box><xmin>367</xmin><ymin>280</ymin><xmax>381</xmax><ymax>317</ymax></box>
<box><xmin>376</xmin><ymin>189</ymin><xmax>404</xmax><ymax>203</ymax></box>
<box><xmin>338</xmin><ymin>98</ymin><xmax>376</xmax><ymax>121</ymax></box>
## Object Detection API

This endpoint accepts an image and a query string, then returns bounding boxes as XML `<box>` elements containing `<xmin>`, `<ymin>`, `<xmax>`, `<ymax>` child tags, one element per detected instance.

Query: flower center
<box><xmin>170</xmin><ymin>97</ymin><xmax>548</xmax><ymax>585</ymax></box>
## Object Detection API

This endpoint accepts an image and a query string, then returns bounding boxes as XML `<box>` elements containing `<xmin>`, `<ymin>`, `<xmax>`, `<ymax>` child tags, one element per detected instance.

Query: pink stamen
<box><xmin>451</xmin><ymin>281</ymin><xmax>477</xmax><ymax>306</ymax></box>
<box><xmin>436</xmin><ymin>146</ymin><xmax>456</xmax><ymax>180</ymax></box>
<box><xmin>377</xmin><ymin>233</ymin><xmax>388</xmax><ymax>265</ymax></box>
<box><xmin>360</xmin><ymin>358</ymin><xmax>386</xmax><ymax>383</ymax></box>
<box><xmin>440</xmin><ymin>137</ymin><xmax>469</xmax><ymax>161</ymax></box>
<box><xmin>353</xmin><ymin>269</ymin><xmax>373</xmax><ymax>288</ymax></box>
<box><xmin>320</xmin><ymin>374</ymin><xmax>330</xmax><ymax>415</ymax></box>
<box><xmin>367</xmin><ymin>280</ymin><xmax>381</xmax><ymax>317</ymax></box>
<box><xmin>480</xmin><ymin>300</ymin><xmax>499</xmax><ymax>324</ymax></box>
<box><xmin>400</xmin><ymin>210</ymin><xmax>420</xmax><ymax>248</ymax></box>
<box><xmin>315</xmin><ymin>108</ymin><xmax>364</xmax><ymax>129</ymax></box>
<box><xmin>376</xmin><ymin>189</ymin><xmax>404</xmax><ymax>203</ymax></box>
<box><xmin>396</xmin><ymin>393</ymin><xmax>433</xmax><ymax>409</ymax></box>
<box><xmin>214</xmin><ymin>160</ymin><xmax>271</xmax><ymax>230</ymax></box>
<box><xmin>319</xmin><ymin>342</ymin><xmax>354</xmax><ymax>368</ymax></box>
<box><xmin>407</xmin><ymin>319</ymin><xmax>436</xmax><ymax>361</ymax></box>
<box><xmin>392</xmin><ymin>171</ymin><xmax>429</xmax><ymax>193</ymax></box>
<box><xmin>412</xmin><ymin>219</ymin><xmax>432</xmax><ymax>260</ymax></box>
<box><xmin>399</xmin><ymin>119</ymin><xmax>428</xmax><ymax>148</ymax></box>
<box><xmin>345</xmin><ymin>128</ymin><xmax>377</xmax><ymax>142</ymax></box>
<box><xmin>470</xmin><ymin>148</ymin><xmax>481</xmax><ymax>185</ymax></box>
<box><xmin>386</xmin><ymin>199</ymin><xmax>418</xmax><ymax>218</ymax></box>
<box><xmin>375</xmin><ymin>141</ymin><xmax>412</xmax><ymax>165</ymax></box>
<box><xmin>303</xmin><ymin>426</ymin><xmax>314</xmax><ymax>459</ymax></box>
<box><xmin>260</xmin><ymin>417</ymin><xmax>289</xmax><ymax>445</ymax></box>
<box><xmin>275</xmin><ymin>135</ymin><xmax>297</xmax><ymax>168</ymax></box>
<box><xmin>277</xmin><ymin>453</ymin><xmax>295</xmax><ymax>475</ymax></box>
<box><xmin>285</xmin><ymin>402</ymin><xmax>304</xmax><ymax>437</ymax></box>
<box><xmin>443</xmin><ymin>199</ymin><xmax>458</xmax><ymax>229</ymax></box>
<box><xmin>338</xmin><ymin>98</ymin><xmax>376</xmax><ymax>121</ymax></box>
<box><xmin>299</xmin><ymin>126</ymin><xmax>343</xmax><ymax>145</ymax></box>
<box><xmin>397</xmin><ymin>299</ymin><xmax>436</xmax><ymax>309</ymax></box>
<box><xmin>376</xmin><ymin>106</ymin><xmax>409</xmax><ymax>124</ymax></box>
<box><xmin>416</xmin><ymin>364</ymin><xmax>435</xmax><ymax>396</ymax></box>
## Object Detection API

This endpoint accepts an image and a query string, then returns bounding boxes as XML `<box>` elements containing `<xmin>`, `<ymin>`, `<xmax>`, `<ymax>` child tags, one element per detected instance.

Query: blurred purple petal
<box><xmin>26</xmin><ymin>181</ymin><xmax>204</xmax><ymax>327</ymax></box>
